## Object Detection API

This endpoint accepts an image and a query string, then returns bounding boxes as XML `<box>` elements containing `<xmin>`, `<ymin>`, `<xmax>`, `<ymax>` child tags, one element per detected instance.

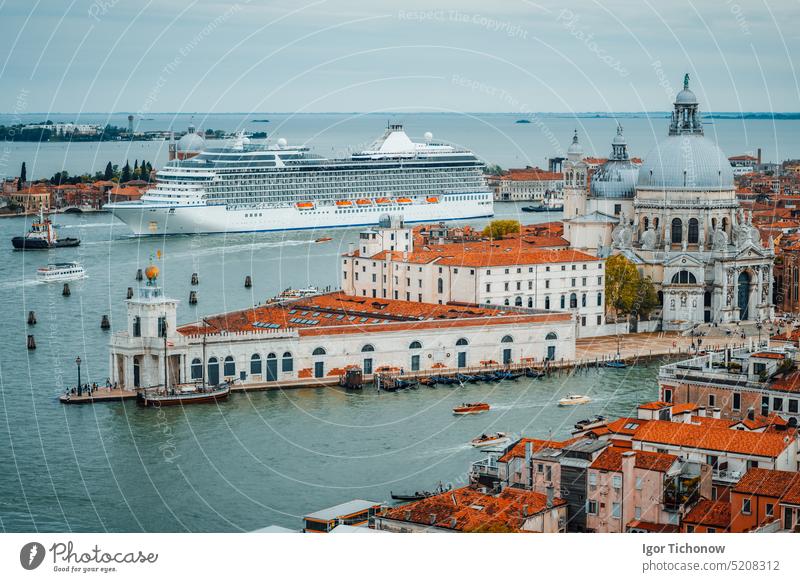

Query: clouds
<box><xmin>0</xmin><ymin>0</ymin><xmax>797</xmax><ymax>113</ymax></box>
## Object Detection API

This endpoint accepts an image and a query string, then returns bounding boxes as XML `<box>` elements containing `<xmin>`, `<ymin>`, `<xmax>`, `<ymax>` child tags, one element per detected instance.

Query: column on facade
<box><xmin>756</xmin><ymin>267</ymin><xmax>763</xmax><ymax>307</ymax></box>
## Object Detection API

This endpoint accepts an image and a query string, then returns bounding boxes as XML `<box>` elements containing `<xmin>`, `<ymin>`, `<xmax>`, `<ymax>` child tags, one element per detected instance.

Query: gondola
<box><xmin>525</xmin><ymin>368</ymin><xmax>546</xmax><ymax>378</ymax></box>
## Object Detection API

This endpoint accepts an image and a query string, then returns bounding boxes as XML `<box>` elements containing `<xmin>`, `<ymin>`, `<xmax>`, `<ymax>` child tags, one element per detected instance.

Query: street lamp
<box><xmin>76</xmin><ymin>356</ymin><xmax>82</xmax><ymax>397</ymax></box>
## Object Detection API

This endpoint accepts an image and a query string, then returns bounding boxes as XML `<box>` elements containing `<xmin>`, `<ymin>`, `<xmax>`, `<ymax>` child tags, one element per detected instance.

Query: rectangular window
<box><xmin>790</xmin><ymin>399</ymin><xmax>799</xmax><ymax>414</ymax></box>
<box><xmin>157</xmin><ymin>316</ymin><xmax>167</xmax><ymax>338</ymax></box>
<box><xmin>635</xmin><ymin>477</ymin><xmax>643</xmax><ymax>490</ymax></box>
<box><xmin>766</xmin><ymin>503</ymin><xmax>774</xmax><ymax>517</ymax></box>
<box><xmin>774</xmin><ymin>397</ymin><xmax>784</xmax><ymax>412</ymax></box>
<box><xmin>708</xmin><ymin>394</ymin><xmax>716</xmax><ymax>408</ymax></box>
<box><xmin>588</xmin><ymin>472</ymin><xmax>597</xmax><ymax>486</ymax></box>
<box><xmin>586</xmin><ymin>500</ymin><xmax>598</xmax><ymax>515</ymax></box>
<box><xmin>635</xmin><ymin>506</ymin><xmax>642</xmax><ymax>520</ymax></box>
<box><xmin>545</xmin><ymin>280</ymin><xmax>550</xmax><ymax>289</ymax></box>
<box><xmin>611</xmin><ymin>502</ymin><xmax>621</xmax><ymax>519</ymax></box>
<box><xmin>612</xmin><ymin>475</ymin><xmax>622</xmax><ymax>489</ymax></box>
<box><xmin>732</xmin><ymin>392</ymin><xmax>741</xmax><ymax>411</ymax></box>
<box><xmin>545</xmin><ymin>466</ymin><xmax>552</xmax><ymax>481</ymax></box>
<box><xmin>742</xmin><ymin>498</ymin><xmax>751</xmax><ymax>515</ymax></box>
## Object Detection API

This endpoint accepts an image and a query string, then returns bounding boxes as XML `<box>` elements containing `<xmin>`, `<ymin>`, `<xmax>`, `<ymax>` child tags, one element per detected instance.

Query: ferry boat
<box><xmin>104</xmin><ymin>124</ymin><xmax>493</xmax><ymax>235</ymax></box>
<box><xmin>11</xmin><ymin>208</ymin><xmax>80</xmax><ymax>249</ymax></box>
<box><xmin>37</xmin><ymin>262</ymin><xmax>86</xmax><ymax>282</ymax></box>
<box><xmin>453</xmin><ymin>402</ymin><xmax>490</xmax><ymax>415</ymax></box>
<box><xmin>470</xmin><ymin>432</ymin><xmax>511</xmax><ymax>448</ymax></box>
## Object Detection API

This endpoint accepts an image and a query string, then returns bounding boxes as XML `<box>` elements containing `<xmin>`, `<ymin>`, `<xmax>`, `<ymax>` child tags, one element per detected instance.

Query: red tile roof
<box><xmin>178</xmin><ymin>292</ymin><xmax>570</xmax><ymax>337</ymax></box>
<box><xmin>367</xmin><ymin>244</ymin><xmax>600</xmax><ymax>268</ymax></box>
<box><xmin>590</xmin><ymin>447</ymin><xmax>677</xmax><ymax>473</ymax></box>
<box><xmin>381</xmin><ymin>486</ymin><xmax>565</xmax><ymax>532</ymax></box>
<box><xmin>633</xmin><ymin>420</ymin><xmax>795</xmax><ymax>458</ymax></box>
<box><xmin>638</xmin><ymin>401</ymin><xmax>671</xmax><ymax>410</ymax></box>
<box><xmin>498</xmin><ymin>437</ymin><xmax>579</xmax><ymax>463</ymax></box>
<box><xmin>682</xmin><ymin>498</ymin><xmax>731</xmax><ymax>529</ymax></box>
<box><xmin>627</xmin><ymin>520</ymin><xmax>679</xmax><ymax>533</ymax></box>
<box><xmin>733</xmin><ymin>468</ymin><xmax>800</xmax><ymax>498</ymax></box>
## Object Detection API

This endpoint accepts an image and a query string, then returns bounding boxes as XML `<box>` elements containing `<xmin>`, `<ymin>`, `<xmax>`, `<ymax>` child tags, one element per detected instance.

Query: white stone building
<box><xmin>110</xmin><ymin>273</ymin><xmax>576</xmax><ymax>391</ymax></box>
<box><xmin>567</xmin><ymin>75</ymin><xmax>775</xmax><ymax>330</ymax></box>
<box><xmin>342</xmin><ymin>217</ymin><xmax>611</xmax><ymax>338</ymax></box>
<box><xmin>491</xmin><ymin>168</ymin><xmax>563</xmax><ymax>202</ymax></box>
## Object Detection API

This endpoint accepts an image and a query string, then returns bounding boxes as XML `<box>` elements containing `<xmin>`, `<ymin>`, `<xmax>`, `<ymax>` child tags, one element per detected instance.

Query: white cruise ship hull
<box><xmin>107</xmin><ymin>196</ymin><xmax>493</xmax><ymax>235</ymax></box>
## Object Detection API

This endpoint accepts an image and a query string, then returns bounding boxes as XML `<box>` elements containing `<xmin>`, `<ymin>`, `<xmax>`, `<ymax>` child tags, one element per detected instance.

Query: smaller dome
<box><xmin>145</xmin><ymin>265</ymin><xmax>159</xmax><ymax>281</ymax></box>
<box><xmin>567</xmin><ymin>130</ymin><xmax>583</xmax><ymax>156</ymax></box>
<box><xmin>675</xmin><ymin>88</ymin><xmax>698</xmax><ymax>105</ymax></box>
<box><xmin>612</xmin><ymin>131</ymin><xmax>626</xmax><ymax>146</ymax></box>
<box><xmin>177</xmin><ymin>131</ymin><xmax>206</xmax><ymax>152</ymax></box>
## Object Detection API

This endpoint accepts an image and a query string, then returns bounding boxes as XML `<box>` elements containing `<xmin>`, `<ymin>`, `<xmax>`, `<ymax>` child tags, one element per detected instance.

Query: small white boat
<box><xmin>471</xmin><ymin>432</ymin><xmax>511</xmax><ymax>448</ymax></box>
<box><xmin>37</xmin><ymin>262</ymin><xmax>86</xmax><ymax>282</ymax></box>
<box><xmin>558</xmin><ymin>394</ymin><xmax>591</xmax><ymax>406</ymax></box>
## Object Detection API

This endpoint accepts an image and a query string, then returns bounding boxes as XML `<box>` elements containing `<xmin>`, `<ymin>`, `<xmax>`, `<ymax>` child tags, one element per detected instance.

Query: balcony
<box><xmin>663</xmin><ymin>475</ymin><xmax>701</xmax><ymax>512</ymax></box>
<box><xmin>712</xmin><ymin>468</ymin><xmax>743</xmax><ymax>484</ymax></box>
<box><xmin>471</xmin><ymin>458</ymin><xmax>499</xmax><ymax>479</ymax></box>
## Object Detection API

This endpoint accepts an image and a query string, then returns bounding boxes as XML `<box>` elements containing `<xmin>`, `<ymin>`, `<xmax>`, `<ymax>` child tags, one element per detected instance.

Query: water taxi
<box><xmin>558</xmin><ymin>394</ymin><xmax>591</xmax><ymax>406</ymax></box>
<box><xmin>37</xmin><ymin>262</ymin><xmax>86</xmax><ymax>282</ymax></box>
<box><xmin>470</xmin><ymin>432</ymin><xmax>510</xmax><ymax>448</ymax></box>
<box><xmin>453</xmin><ymin>402</ymin><xmax>490</xmax><ymax>415</ymax></box>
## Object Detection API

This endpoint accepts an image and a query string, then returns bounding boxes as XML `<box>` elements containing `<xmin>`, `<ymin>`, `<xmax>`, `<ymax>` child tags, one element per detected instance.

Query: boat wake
<box><xmin>411</xmin><ymin>442</ymin><xmax>473</xmax><ymax>459</ymax></box>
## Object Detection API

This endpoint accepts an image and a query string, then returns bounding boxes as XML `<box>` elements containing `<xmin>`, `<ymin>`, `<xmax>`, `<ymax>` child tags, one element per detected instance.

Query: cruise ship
<box><xmin>105</xmin><ymin>124</ymin><xmax>493</xmax><ymax>235</ymax></box>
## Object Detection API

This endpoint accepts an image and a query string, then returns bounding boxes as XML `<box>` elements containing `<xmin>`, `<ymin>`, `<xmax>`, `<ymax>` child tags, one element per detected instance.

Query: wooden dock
<box><xmin>59</xmin><ymin>388</ymin><xmax>137</xmax><ymax>405</ymax></box>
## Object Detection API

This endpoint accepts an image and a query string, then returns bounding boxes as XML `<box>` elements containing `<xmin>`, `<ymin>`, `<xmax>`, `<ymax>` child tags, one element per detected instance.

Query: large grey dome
<box><xmin>636</xmin><ymin>134</ymin><xmax>734</xmax><ymax>191</ymax></box>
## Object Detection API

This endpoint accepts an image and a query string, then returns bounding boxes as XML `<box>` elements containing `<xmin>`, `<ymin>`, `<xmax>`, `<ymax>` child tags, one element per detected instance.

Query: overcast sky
<box><xmin>0</xmin><ymin>0</ymin><xmax>798</xmax><ymax>114</ymax></box>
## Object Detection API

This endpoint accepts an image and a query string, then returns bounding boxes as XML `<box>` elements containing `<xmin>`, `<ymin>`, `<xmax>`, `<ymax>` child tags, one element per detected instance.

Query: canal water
<box><xmin>0</xmin><ymin>209</ymin><xmax>661</xmax><ymax>532</ymax></box>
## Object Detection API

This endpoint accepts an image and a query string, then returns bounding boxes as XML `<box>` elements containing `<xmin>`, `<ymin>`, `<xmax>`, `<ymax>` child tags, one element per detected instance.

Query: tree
<box><xmin>483</xmin><ymin>219</ymin><xmax>520</xmax><ymax>240</ymax></box>
<box><xmin>484</xmin><ymin>164</ymin><xmax>505</xmax><ymax>176</ymax></box>
<box><xmin>104</xmin><ymin>162</ymin><xmax>113</xmax><ymax>181</ymax></box>
<box><xmin>605</xmin><ymin>254</ymin><xmax>640</xmax><ymax>318</ymax></box>
<box><xmin>121</xmin><ymin>160</ymin><xmax>131</xmax><ymax>183</ymax></box>
<box><xmin>633</xmin><ymin>275</ymin><xmax>660</xmax><ymax>319</ymax></box>
<box><xmin>18</xmin><ymin>162</ymin><xmax>26</xmax><ymax>190</ymax></box>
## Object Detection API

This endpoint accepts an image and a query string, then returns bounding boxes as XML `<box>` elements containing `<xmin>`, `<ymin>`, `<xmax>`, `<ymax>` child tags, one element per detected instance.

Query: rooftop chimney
<box><xmin>404</xmin><ymin>510</ymin><xmax>411</xmax><ymax>521</ymax></box>
<box><xmin>429</xmin><ymin>513</ymin><xmax>437</xmax><ymax>525</ymax></box>
<box><xmin>522</xmin><ymin>504</ymin><xmax>529</xmax><ymax>517</ymax></box>
<box><xmin>713</xmin><ymin>407</ymin><xmax>721</xmax><ymax>419</ymax></box>
<box><xmin>546</xmin><ymin>485</ymin><xmax>554</xmax><ymax>508</ymax></box>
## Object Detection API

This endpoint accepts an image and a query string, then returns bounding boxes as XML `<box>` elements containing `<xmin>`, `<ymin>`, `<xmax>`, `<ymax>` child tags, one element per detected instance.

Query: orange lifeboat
<box><xmin>396</xmin><ymin>197</ymin><xmax>412</xmax><ymax>204</ymax></box>
<box><xmin>375</xmin><ymin>198</ymin><xmax>391</xmax><ymax>205</ymax></box>
<box><xmin>426</xmin><ymin>196</ymin><xmax>439</xmax><ymax>203</ymax></box>
<box><xmin>296</xmin><ymin>202</ymin><xmax>314</xmax><ymax>209</ymax></box>
<box><xmin>336</xmin><ymin>200</ymin><xmax>353</xmax><ymax>207</ymax></box>
<box><xmin>452</xmin><ymin>402</ymin><xmax>490</xmax><ymax>415</ymax></box>
<box><xmin>356</xmin><ymin>199</ymin><xmax>372</xmax><ymax>206</ymax></box>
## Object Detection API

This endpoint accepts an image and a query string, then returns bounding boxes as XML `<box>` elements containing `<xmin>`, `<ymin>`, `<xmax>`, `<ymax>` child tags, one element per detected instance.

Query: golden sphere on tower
<box><xmin>145</xmin><ymin>265</ymin><xmax>159</xmax><ymax>281</ymax></box>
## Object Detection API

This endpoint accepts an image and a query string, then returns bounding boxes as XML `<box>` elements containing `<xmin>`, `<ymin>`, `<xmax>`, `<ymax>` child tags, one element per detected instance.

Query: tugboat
<box><xmin>453</xmin><ymin>402</ymin><xmax>490</xmax><ymax>415</ymax></box>
<box><xmin>11</xmin><ymin>207</ymin><xmax>80</xmax><ymax>250</ymax></box>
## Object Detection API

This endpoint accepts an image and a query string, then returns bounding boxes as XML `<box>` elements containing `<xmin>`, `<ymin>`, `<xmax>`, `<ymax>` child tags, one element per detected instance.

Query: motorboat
<box><xmin>314</xmin><ymin>237</ymin><xmax>332</xmax><ymax>243</ymax></box>
<box><xmin>558</xmin><ymin>394</ymin><xmax>591</xmax><ymax>406</ymax></box>
<box><xmin>470</xmin><ymin>432</ymin><xmax>511</xmax><ymax>448</ymax></box>
<box><xmin>574</xmin><ymin>415</ymin><xmax>608</xmax><ymax>431</ymax></box>
<box><xmin>37</xmin><ymin>262</ymin><xmax>86</xmax><ymax>282</ymax></box>
<box><xmin>605</xmin><ymin>359</ymin><xmax>627</xmax><ymax>368</ymax></box>
<box><xmin>12</xmin><ymin>207</ymin><xmax>80</xmax><ymax>250</ymax></box>
<box><xmin>453</xmin><ymin>402</ymin><xmax>490</xmax><ymax>415</ymax></box>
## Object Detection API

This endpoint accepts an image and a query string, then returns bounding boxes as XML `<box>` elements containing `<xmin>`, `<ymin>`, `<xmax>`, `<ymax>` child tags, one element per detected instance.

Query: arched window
<box><xmin>456</xmin><ymin>338</ymin><xmax>469</xmax><ymax>346</ymax></box>
<box><xmin>281</xmin><ymin>351</ymin><xmax>293</xmax><ymax>372</ymax></box>
<box><xmin>437</xmin><ymin>278</ymin><xmax>443</xmax><ymax>294</ymax></box>
<box><xmin>688</xmin><ymin>218</ymin><xmax>699</xmax><ymax>244</ymax></box>
<box><xmin>515</xmin><ymin>296</ymin><xmax>523</xmax><ymax>306</ymax></box>
<box><xmin>671</xmin><ymin>218</ymin><xmax>682</xmax><ymax>244</ymax></box>
<box><xmin>527</xmin><ymin>297</ymin><xmax>533</xmax><ymax>308</ymax></box>
<box><xmin>191</xmin><ymin>358</ymin><xmax>203</xmax><ymax>380</ymax></box>
<box><xmin>569</xmin><ymin>293</ymin><xmax>578</xmax><ymax>309</ymax></box>
<box><xmin>722</xmin><ymin>217</ymin><xmax>728</xmax><ymax>233</ymax></box>
<box><xmin>504</xmin><ymin>298</ymin><xmax>510</xmax><ymax>306</ymax></box>
<box><xmin>361</xmin><ymin>344</ymin><xmax>374</xmax><ymax>352</ymax></box>
<box><xmin>581</xmin><ymin>293</ymin><xmax>587</xmax><ymax>307</ymax></box>
<box><xmin>653</xmin><ymin>217</ymin><xmax>659</xmax><ymax>229</ymax></box>
<box><xmin>545</xmin><ymin>296</ymin><xmax>551</xmax><ymax>309</ymax></box>
<box><xmin>501</xmin><ymin>335</ymin><xmax>514</xmax><ymax>343</ymax></box>
<box><xmin>597</xmin><ymin>292</ymin><xmax>603</xmax><ymax>306</ymax></box>
<box><xmin>643</xmin><ymin>217</ymin><xmax>649</xmax><ymax>230</ymax></box>
<box><xmin>671</xmin><ymin>271</ymin><xmax>697</xmax><ymax>284</ymax></box>
<box><xmin>409</xmin><ymin>341</ymin><xmax>422</xmax><ymax>350</ymax></box>
<box><xmin>545</xmin><ymin>332</ymin><xmax>558</xmax><ymax>340</ymax></box>
<box><xmin>224</xmin><ymin>355</ymin><xmax>235</xmax><ymax>376</ymax></box>
<box><xmin>250</xmin><ymin>354</ymin><xmax>262</xmax><ymax>375</ymax></box>
<box><xmin>312</xmin><ymin>347</ymin><xmax>326</xmax><ymax>356</ymax></box>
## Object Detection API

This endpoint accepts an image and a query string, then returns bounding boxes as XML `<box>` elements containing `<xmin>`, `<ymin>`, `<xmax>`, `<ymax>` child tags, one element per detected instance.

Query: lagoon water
<box><xmin>1</xmin><ymin>112</ymin><xmax>799</xmax><ymax>180</ymax></box>
<box><xmin>0</xmin><ymin>207</ymin><xmax>664</xmax><ymax>532</ymax></box>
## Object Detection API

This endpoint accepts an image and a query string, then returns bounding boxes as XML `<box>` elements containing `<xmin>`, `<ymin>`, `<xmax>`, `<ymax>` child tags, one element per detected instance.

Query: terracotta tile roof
<box><xmin>733</xmin><ymin>468</ymin><xmax>800</xmax><ymax>498</ymax></box>
<box><xmin>503</xmin><ymin>169</ymin><xmax>563</xmax><ymax>182</ymax></box>
<box><xmin>368</xmin><ymin>244</ymin><xmax>600</xmax><ymax>269</ymax></box>
<box><xmin>671</xmin><ymin>403</ymin><xmax>700</xmax><ymax>414</ymax></box>
<box><xmin>603</xmin><ymin>417</ymin><xmax>648</xmax><ymax>436</ymax></box>
<box><xmin>590</xmin><ymin>447</ymin><xmax>677</xmax><ymax>473</ymax></box>
<box><xmin>768</xmin><ymin>371</ymin><xmax>800</xmax><ymax>393</ymax></box>
<box><xmin>177</xmin><ymin>291</ymin><xmax>569</xmax><ymax>337</ymax></box>
<box><xmin>381</xmin><ymin>486</ymin><xmax>565</xmax><ymax>532</ymax></box>
<box><xmin>498</xmin><ymin>437</ymin><xmax>579</xmax><ymax>463</ymax></box>
<box><xmin>682</xmin><ymin>498</ymin><xmax>731</xmax><ymax>529</ymax></box>
<box><xmin>691</xmin><ymin>416</ymin><xmax>736</xmax><ymax>429</ymax></box>
<box><xmin>638</xmin><ymin>401</ymin><xmax>671</xmax><ymax>411</ymax></box>
<box><xmin>633</xmin><ymin>420</ymin><xmax>795</xmax><ymax>458</ymax></box>
<box><xmin>751</xmin><ymin>352</ymin><xmax>786</xmax><ymax>360</ymax></box>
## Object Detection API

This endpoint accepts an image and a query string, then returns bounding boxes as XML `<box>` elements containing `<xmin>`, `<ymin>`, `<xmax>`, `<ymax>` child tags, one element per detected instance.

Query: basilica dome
<box><xmin>590</xmin><ymin>125</ymin><xmax>639</xmax><ymax>199</ymax></box>
<box><xmin>636</xmin><ymin>74</ymin><xmax>734</xmax><ymax>192</ymax></box>
<box><xmin>177</xmin><ymin>127</ymin><xmax>206</xmax><ymax>153</ymax></box>
<box><xmin>636</xmin><ymin>135</ymin><xmax>734</xmax><ymax>191</ymax></box>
